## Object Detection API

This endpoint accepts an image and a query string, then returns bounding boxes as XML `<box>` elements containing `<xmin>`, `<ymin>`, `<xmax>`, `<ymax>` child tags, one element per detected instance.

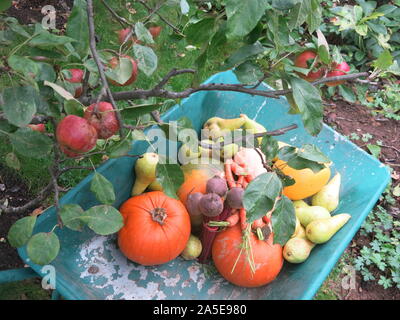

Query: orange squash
<box><xmin>118</xmin><ymin>191</ymin><xmax>191</xmax><ymax>266</ymax></box>
<box><xmin>212</xmin><ymin>224</ymin><xmax>283</xmax><ymax>288</ymax></box>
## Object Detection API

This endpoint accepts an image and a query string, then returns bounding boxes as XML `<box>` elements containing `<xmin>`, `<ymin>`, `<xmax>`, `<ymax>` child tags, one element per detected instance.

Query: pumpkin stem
<box><xmin>151</xmin><ymin>207</ymin><xmax>167</xmax><ymax>225</ymax></box>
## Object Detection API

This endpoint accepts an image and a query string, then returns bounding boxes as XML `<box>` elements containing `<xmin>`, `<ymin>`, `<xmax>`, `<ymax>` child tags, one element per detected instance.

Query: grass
<box><xmin>0</xmin><ymin>278</ymin><xmax>51</xmax><ymax>300</ymax></box>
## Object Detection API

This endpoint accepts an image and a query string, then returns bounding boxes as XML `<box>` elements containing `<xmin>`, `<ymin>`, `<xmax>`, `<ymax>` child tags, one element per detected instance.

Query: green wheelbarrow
<box><xmin>1</xmin><ymin>70</ymin><xmax>390</xmax><ymax>300</ymax></box>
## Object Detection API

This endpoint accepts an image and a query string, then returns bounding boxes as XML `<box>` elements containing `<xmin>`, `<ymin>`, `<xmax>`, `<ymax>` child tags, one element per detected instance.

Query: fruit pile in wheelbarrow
<box><xmin>117</xmin><ymin>114</ymin><xmax>350</xmax><ymax>288</ymax></box>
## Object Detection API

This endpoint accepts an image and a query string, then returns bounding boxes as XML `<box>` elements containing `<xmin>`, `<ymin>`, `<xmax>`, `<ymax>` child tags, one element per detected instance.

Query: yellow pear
<box><xmin>295</xmin><ymin>224</ymin><xmax>307</xmax><ymax>240</ymax></box>
<box><xmin>148</xmin><ymin>180</ymin><xmax>163</xmax><ymax>191</ymax></box>
<box><xmin>296</xmin><ymin>205</ymin><xmax>331</xmax><ymax>227</ymax></box>
<box><xmin>291</xmin><ymin>217</ymin><xmax>302</xmax><ymax>238</ymax></box>
<box><xmin>178</xmin><ymin>143</ymin><xmax>201</xmax><ymax>164</ymax></box>
<box><xmin>283</xmin><ymin>237</ymin><xmax>316</xmax><ymax>263</ymax></box>
<box><xmin>239</xmin><ymin>114</ymin><xmax>266</xmax><ymax>144</ymax></box>
<box><xmin>203</xmin><ymin>117</ymin><xmax>245</xmax><ymax>140</ymax></box>
<box><xmin>181</xmin><ymin>235</ymin><xmax>202</xmax><ymax>260</ymax></box>
<box><xmin>131</xmin><ymin>153</ymin><xmax>159</xmax><ymax>196</ymax></box>
<box><xmin>306</xmin><ymin>213</ymin><xmax>351</xmax><ymax>244</ymax></box>
<box><xmin>293</xmin><ymin>200</ymin><xmax>309</xmax><ymax>210</ymax></box>
<box><xmin>312</xmin><ymin>172</ymin><xmax>341</xmax><ymax>212</ymax></box>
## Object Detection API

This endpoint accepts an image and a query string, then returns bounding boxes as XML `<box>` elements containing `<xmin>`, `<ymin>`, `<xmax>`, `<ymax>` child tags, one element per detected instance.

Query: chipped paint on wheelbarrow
<box><xmin>18</xmin><ymin>70</ymin><xmax>390</xmax><ymax>300</ymax></box>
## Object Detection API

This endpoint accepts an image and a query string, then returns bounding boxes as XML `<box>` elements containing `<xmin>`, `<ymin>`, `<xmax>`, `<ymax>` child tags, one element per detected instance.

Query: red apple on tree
<box><xmin>326</xmin><ymin>61</ymin><xmax>351</xmax><ymax>87</ymax></box>
<box><xmin>65</xmin><ymin>68</ymin><xmax>84</xmax><ymax>98</ymax></box>
<box><xmin>84</xmin><ymin>102</ymin><xmax>120</xmax><ymax>139</ymax></box>
<box><xmin>117</xmin><ymin>28</ymin><xmax>142</xmax><ymax>45</ymax></box>
<box><xmin>107</xmin><ymin>54</ymin><xmax>138</xmax><ymax>87</ymax></box>
<box><xmin>294</xmin><ymin>50</ymin><xmax>324</xmax><ymax>82</ymax></box>
<box><xmin>148</xmin><ymin>26</ymin><xmax>162</xmax><ymax>39</ymax></box>
<box><xmin>56</xmin><ymin>115</ymin><xmax>98</xmax><ymax>157</ymax></box>
<box><xmin>27</xmin><ymin>124</ymin><xmax>46</xmax><ymax>133</ymax></box>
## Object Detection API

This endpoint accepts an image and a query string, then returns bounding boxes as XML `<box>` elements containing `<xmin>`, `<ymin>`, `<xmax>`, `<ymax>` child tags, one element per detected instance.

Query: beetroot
<box><xmin>205</xmin><ymin>175</ymin><xmax>228</xmax><ymax>197</ymax></box>
<box><xmin>226</xmin><ymin>187</ymin><xmax>244</xmax><ymax>209</ymax></box>
<box><xmin>198</xmin><ymin>193</ymin><xmax>224</xmax><ymax>217</ymax></box>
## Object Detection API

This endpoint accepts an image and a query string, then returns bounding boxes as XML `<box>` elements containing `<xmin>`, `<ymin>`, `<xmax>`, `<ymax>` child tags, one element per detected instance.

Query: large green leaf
<box><xmin>233</xmin><ymin>61</ymin><xmax>264</xmax><ymax>84</ymax></box>
<box><xmin>7</xmin><ymin>55</ymin><xmax>40</xmax><ymax>77</ymax></box>
<box><xmin>105</xmin><ymin>57</ymin><xmax>133</xmax><ymax>85</ymax></box>
<box><xmin>135</xmin><ymin>22</ymin><xmax>154</xmax><ymax>44</ymax></box>
<box><xmin>90</xmin><ymin>173</ymin><xmax>116</xmax><ymax>205</ymax></box>
<box><xmin>9</xmin><ymin>127</ymin><xmax>53</xmax><ymax>159</ymax></box>
<box><xmin>156</xmin><ymin>162</ymin><xmax>184</xmax><ymax>199</ymax></box>
<box><xmin>27</xmin><ymin>232</ymin><xmax>60</xmax><ymax>265</ymax></box>
<box><xmin>373</xmin><ymin>49</ymin><xmax>393</xmax><ymax>70</ymax></box>
<box><xmin>272</xmin><ymin>0</ymin><xmax>298</xmax><ymax>10</ymax></box>
<box><xmin>290</xmin><ymin>77</ymin><xmax>323</xmax><ymax>136</ymax></box>
<box><xmin>133</xmin><ymin>44</ymin><xmax>158</xmax><ymax>76</ymax></box>
<box><xmin>225</xmin><ymin>0</ymin><xmax>269</xmax><ymax>39</ymax></box>
<box><xmin>66</xmin><ymin>0</ymin><xmax>89</xmax><ymax>58</ymax></box>
<box><xmin>0</xmin><ymin>0</ymin><xmax>12</xmax><ymax>12</ymax></box>
<box><xmin>59</xmin><ymin>204</ymin><xmax>85</xmax><ymax>231</ymax></box>
<box><xmin>224</xmin><ymin>42</ymin><xmax>265</xmax><ymax>69</ymax></box>
<box><xmin>2</xmin><ymin>86</ymin><xmax>38</xmax><ymax>127</ymax></box>
<box><xmin>7</xmin><ymin>216</ymin><xmax>37</xmax><ymax>248</ymax></box>
<box><xmin>260</xmin><ymin>136</ymin><xmax>279</xmax><ymax>161</ymax></box>
<box><xmin>121</xmin><ymin>103</ymin><xmax>161</xmax><ymax>120</ymax></box>
<box><xmin>108</xmin><ymin>139</ymin><xmax>132</xmax><ymax>158</ymax></box>
<box><xmin>271</xmin><ymin>195</ymin><xmax>296</xmax><ymax>246</ymax></box>
<box><xmin>29</xmin><ymin>30</ymin><xmax>76</xmax><ymax>49</ymax></box>
<box><xmin>82</xmin><ymin>205</ymin><xmax>124</xmax><ymax>235</ymax></box>
<box><xmin>288</xmin><ymin>0</ymin><xmax>312</xmax><ymax>30</ymax></box>
<box><xmin>243</xmin><ymin>172</ymin><xmax>282</xmax><ymax>223</ymax></box>
<box><xmin>186</xmin><ymin>18</ymin><xmax>216</xmax><ymax>46</ymax></box>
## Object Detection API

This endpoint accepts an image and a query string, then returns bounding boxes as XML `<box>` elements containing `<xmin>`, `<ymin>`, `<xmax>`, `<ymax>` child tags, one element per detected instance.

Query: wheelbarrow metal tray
<box><xmin>18</xmin><ymin>71</ymin><xmax>390</xmax><ymax>300</ymax></box>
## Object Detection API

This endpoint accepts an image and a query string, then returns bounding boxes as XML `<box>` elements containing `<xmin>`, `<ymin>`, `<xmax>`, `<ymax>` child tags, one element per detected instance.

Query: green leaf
<box><xmin>7</xmin><ymin>55</ymin><xmax>40</xmax><ymax>77</ymax></box>
<box><xmin>297</xmin><ymin>144</ymin><xmax>330</xmax><ymax>163</ymax></box>
<box><xmin>161</xmin><ymin>116</ymin><xmax>193</xmax><ymax>141</ymax></box>
<box><xmin>66</xmin><ymin>0</ymin><xmax>89</xmax><ymax>58</ymax></box>
<box><xmin>0</xmin><ymin>0</ymin><xmax>12</xmax><ymax>12</ymax></box>
<box><xmin>243</xmin><ymin>172</ymin><xmax>282</xmax><ymax>223</ymax></box>
<box><xmin>29</xmin><ymin>30</ymin><xmax>76</xmax><ymax>49</ymax></box>
<box><xmin>290</xmin><ymin>77</ymin><xmax>323</xmax><ymax>136</ymax></box>
<box><xmin>288</xmin><ymin>0</ymin><xmax>311</xmax><ymax>30</ymax></box>
<box><xmin>224</xmin><ymin>42</ymin><xmax>265</xmax><ymax>69</ymax></box>
<box><xmin>5</xmin><ymin>152</ymin><xmax>20</xmax><ymax>170</ymax></box>
<box><xmin>287</xmin><ymin>156</ymin><xmax>325</xmax><ymax>173</ymax></box>
<box><xmin>260</xmin><ymin>136</ymin><xmax>279</xmax><ymax>161</ymax></box>
<box><xmin>156</xmin><ymin>162</ymin><xmax>184</xmax><ymax>199</ymax></box>
<box><xmin>277</xmin><ymin>146</ymin><xmax>297</xmax><ymax>161</ymax></box>
<box><xmin>10</xmin><ymin>127</ymin><xmax>53</xmax><ymax>159</ymax></box>
<box><xmin>59</xmin><ymin>204</ymin><xmax>85</xmax><ymax>231</ymax></box>
<box><xmin>90</xmin><ymin>173</ymin><xmax>116</xmax><ymax>205</ymax></box>
<box><xmin>367</xmin><ymin>144</ymin><xmax>381</xmax><ymax>158</ymax></box>
<box><xmin>135</xmin><ymin>22</ymin><xmax>154</xmax><ymax>44</ymax></box>
<box><xmin>44</xmin><ymin>80</ymin><xmax>75</xmax><ymax>100</ymax></box>
<box><xmin>2</xmin><ymin>86</ymin><xmax>38</xmax><ymax>127</ymax></box>
<box><xmin>105</xmin><ymin>57</ymin><xmax>133</xmax><ymax>85</ymax></box>
<box><xmin>82</xmin><ymin>205</ymin><xmax>124</xmax><ymax>235</ymax></box>
<box><xmin>180</xmin><ymin>0</ymin><xmax>190</xmax><ymax>14</ymax></box>
<box><xmin>64</xmin><ymin>99</ymin><xmax>84</xmax><ymax>117</ymax></box>
<box><xmin>27</xmin><ymin>232</ymin><xmax>60</xmax><ymax>265</ymax></box>
<box><xmin>7</xmin><ymin>216</ymin><xmax>37</xmax><ymax>248</ymax></box>
<box><xmin>121</xmin><ymin>103</ymin><xmax>161</xmax><ymax>120</ymax></box>
<box><xmin>133</xmin><ymin>44</ymin><xmax>158</xmax><ymax>76</ymax></box>
<box><xmin>355</xmin><ymin>24</ymin><xmax>368</xmax><ymax>36</ymax></box>
<box><xmin>108</xmin><ymin>139</ymin><xmax>132</xmax><ymax>158</ymax></box>
<box><xmin>186</xmin><ymin>18</ymin><xmax>216</xmax><ymax>46</ymax></box>
<box><xmin>338</xmin><ymin>85</ymin><xmax>357</xmax><ymax>103</ymax></box>
<box><xmin>272</xmin><ymin>0</ymin><xmax>298</xmax><ymax>10</ymax></box>
<box><xmin>225</xmin><ymin>0</ymin><xmax>269</xmax><ymax>39</ymax></box>
<box><xmin>318</xmin><ymin>45</ymin><xmax>330</xmax><ymax>65</ymax></box>
<box><xmin>233</xmin><ymin>61</ymin><xmax>264</xmax><ymax>84</ymax></box>
<box><xmin>271</xmin><ymin>195</ymin><xmax>296</xmax><ymax>245</ymax></box>
<box><xmin>373</xmin><ymin>49</ymin><xmax>393</xmax><ymax>70</ymax></box>
<box><xmin>37</xmin><ymin>62</ymin><xmax>56</xmax><ymax>82</ymax></box>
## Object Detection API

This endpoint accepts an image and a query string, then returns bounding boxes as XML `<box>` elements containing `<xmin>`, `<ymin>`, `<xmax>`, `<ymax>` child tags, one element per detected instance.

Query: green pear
<box><xmin>221</xmin><ymin>143</ymin><xmax>239</xmax><ymax>160</ymax></box>
<box><xmin>148</xmin><ymin>180</ymin><xmax>163</xmax><ymax>191</ymax></box>
<box><xmin>295</xmin><ymin>224</ymin><xmax>307</xmax><ymax>240</ymax></box>
<box><xmin>312</xmin><ymin>172</ymin><xmax>341</xmax><ymax>212</ymax></box>
<box><xmin>283</xmin><ymin>237</ymin><xmax>316</xmax><ymax>263</ymax></box>
<box><xmin>296</xmin><ymin>205</ymin><xmax>331</xmax><ymax>227</ymax></box>
<box><xmin>306</xmin><ymin>213</ymin><xmax>351</xmax><ymax>244</ymax></box>
<box><xmin>203</xmin><ymin>117</ymin><xmax>245</xmax><ymax>140</ymax></box>
<box><xmin>240</xmin><ymin>114</ymin><xmax>267</xmax><ymax>145</ymax></box>
<box><xmin>178</xmin><ymin>143</ymin><xmax>201</xmax><ymax>164</ymax></box>
<box><xmin>181</xmin><ymin>235</ymin><xmax>203</xmax><ymax>260</ymax></box>
<box><xmin>131</xmin><ymin>153</ymin><xmax>159</xmax><ymax>196</ymax></box>
<box><xmin>293</xmin><ymin>200</ymin><xmax>309</xmax><ymax>210</ymax></box>
<box><xmin>291</xmin><ymin>217</ymin><xmax>302</xmax><ymax>238</ymax></box>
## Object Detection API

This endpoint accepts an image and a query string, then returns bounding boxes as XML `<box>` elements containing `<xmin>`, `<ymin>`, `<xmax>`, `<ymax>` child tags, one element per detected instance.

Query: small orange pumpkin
<box><xmin>118</xmin><ymin>191</ymin><xmax>191</xmax><ymax>266</ymax></box>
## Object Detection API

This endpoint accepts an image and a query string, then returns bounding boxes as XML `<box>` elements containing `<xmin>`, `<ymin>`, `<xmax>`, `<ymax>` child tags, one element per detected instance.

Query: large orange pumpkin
<box><xmin>212</xmin><ymin>225</ymin><xmax>283</xmax><ymax>288</ymax></box>
<box><xmin>118</xmin><ymin>191</ymin><xmax>191</xmax><ymax>266</ymax></box>
<box><xmin>177</xmin><ymin>163</ymin><xmax>224</xmax><ymax>207</ymax></box>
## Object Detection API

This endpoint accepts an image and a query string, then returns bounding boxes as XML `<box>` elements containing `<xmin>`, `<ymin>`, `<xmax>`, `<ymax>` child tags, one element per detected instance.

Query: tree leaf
<box><xmin>108</xmin><ymin>139</ymin><xmax>132</xmax><ymax>158</ymax></box>
<box><xmin>27</xmin><ymin>232</ymin><xmax>60</xmax><ymax>265</ymax></box>
<box><xmin>224</xmin><ymin>42</ymin><xmax>265</xmax><ymax>69</ymax></box>
<box><xmin>59</xmin><ymin>204</ymin><xmax>85</xmax><ymax>231</ymax></box>
<box><xmin>373</xmin><ymin>49</ymin><xmax>393</xmax><ymax>70</ymax></box>
<box><xmin>7</xmin><ymin>55</ymin><xmax>40</xmax><ymax>77</ymax></box>
<box><xmin>338</xmin><ymin>85</ymin><xmax>357</xmax><ymax>103</ymax></box>
<box><xmin>7</xmin><ymin>216</ymin><xmax>37</xmax><ymax>248</ymax></box>
<box><xmin>180</xmin><ymin>0</ymin><xmax>190</xmax><ymax>14</ymax></box>
<box><xmin>297</xmin><ymin>144</ymin><xmax>330</xmax><ymax>163</ymax></box>
<box><xmin>44</xmin><ymin>80</ymin><xmax>75</xmax><ymax>100</ymax></box>
<box><xmin>2</xmin><ymin>86</ymin><xmax>38</xmax><ymax>127</ymax></box>
<box><xmin>367</xmin><ymin>144</ymin><xmax>381</xmax><ymax>158</ymax></box>
<box><xmin>82</xmin><ymin>205</ymin><xmax>123</xmax><ymax>235</ymax></box>
<box><xmin>90</xmin><ymin>173</ymin><xmax>116</xmax><ymax>205</ymax></box>
<box><xmin>156</xmin><ymin>162</ymin><xmax>184</xmax><ymax>199</ymax></box>
<box><xmin>121</xmin><ymin>103</ymin><xmax>161</xmax><ymax>120</ymax></box>
<box><xmin>260</xmin><ymin>136</ymin><xmax>279</xmax><ymax>161</ymax></box>
<box><xmin>186</xmin><ymin>18</ymin><xmax>216</xmax><ymax>46</ymax></box>
<box><xmin>233</xmin><ymin>61</ymin><xmax>264</xmax><ymax>84</ymax></box>
<box><xmin>10</xmin><ymin>127</ymin><xmax>53</xmax><ymax>159</ymax></box>
<box><xmin>29</xmin><ymin>30</ymin><xmax>76</xmax><ymax>49</ymax></box>
<box><xmin>105</xmin><ymin>57</ymin><xmax>133</xmax><ymax>85</ymax></box>
<box><xmin>36</xmin><ymin>62</ymin><xmax>56</xmax><ymax>82</ymax></box>
<box><xmin>272</xmin><ymin>0</ymin><xmax>298</xmax><ymax>10</ymax></box>
<box><xmin>133</xmin><ymin>44</ymin><xmax>158</xmax><ymax>76</ymax></box>
<box><xmin>5</xmin><ymin>152</ymin><xmax>20</xmax><ymax>170</ymax></box>
<box><xmin>225</xmin><ymin>0</ymin><xmax>269</xmax><ymax>39</ymax></box>
<box><xmin>290</xmin><ymin>77</ymin><xmax>323</xmax><ymax>136</ymax></box>
<box><xmin>66</xmin><ymin>0</ymin><xmax>89</xmax><ymax>58</ymax></box>
<box><xmin>135</xmin><ymin>22</ymin><xmax>154</xmax><ymax>44</ymax></box>
<box><xmin>64</xmin><ymin>99</ymin><xmax>84</xmax><ymax>117</ymax></box>
<box><xmin>288</xmin><ymin>0</ymin><xmax>311</xmax><ymax>30</ymax></box>
<box><xmin>0</xmin><ymin>0</ymin><xmax>12</xmax><ymax>12</ymax></box>
<box><xmin>243</xmin><ymin>172</ymin><xmax>282</xmax><ymax>223</ymax></box>
<box><xmin>271</xmin><ymin>195</ymin><xmax>296</xmax><ymax>245</ymax></box>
